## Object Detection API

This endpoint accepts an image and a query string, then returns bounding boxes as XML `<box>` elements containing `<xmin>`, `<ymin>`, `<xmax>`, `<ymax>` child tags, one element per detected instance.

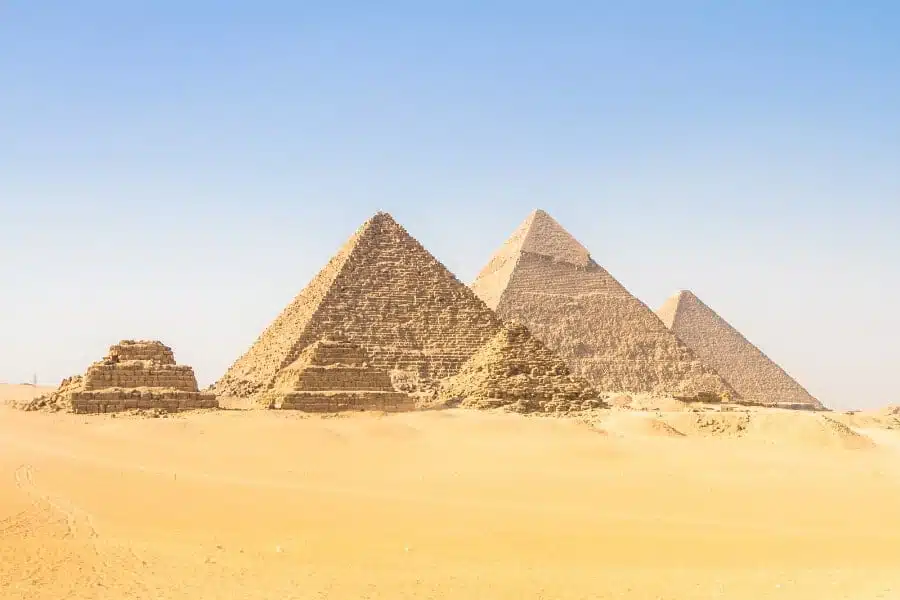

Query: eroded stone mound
<box><xmin>19</xmin><ymin>340</ymin><xmax>216</xmax><ymax>414</ymax></box>
<box><xmin>259</xmin><ymin>335</ymin><xmax>414</xmax><ymax>412</ymax></box>
<box><xmin>438</xmin><ymin>322</ymin><xmax>603</xmax><ymax>413</ymax></box>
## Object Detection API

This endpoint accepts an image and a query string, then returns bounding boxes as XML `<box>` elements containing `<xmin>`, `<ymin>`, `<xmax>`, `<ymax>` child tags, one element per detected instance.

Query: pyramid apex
<box><xmin>353</xmin><ymin>211</ymin><xmax>404</xmax><ymax>237</ymax></box>
<box><xmin>517</xmin><ymin>210</ymin><xmax>591</xmax><ymax>267</ymax></box>
<box><xmin>665</xmin><ymin>290</ymin><xmax>698</xmax><ymax>303</ymax></box>
<box><xmin>657</xmin><ymin>290</ymin><xmax>691</xmax><ymax>329</ymax></box>
<box><xmin>471</xmin><ymin>210</ymin><xmax>593</xmax><ymax>309</ymax></box>
<box><xmin>369</xmin><ymin>210</ymin><xmax>397</xmax><ymax>223</ymax></box>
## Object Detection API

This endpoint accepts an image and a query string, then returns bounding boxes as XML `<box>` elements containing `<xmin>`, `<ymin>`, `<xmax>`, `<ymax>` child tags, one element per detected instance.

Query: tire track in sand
<box><xmin>3</xmin><ymin>464</ymin><xmax>153</xmax><ymax>598</ymax></box>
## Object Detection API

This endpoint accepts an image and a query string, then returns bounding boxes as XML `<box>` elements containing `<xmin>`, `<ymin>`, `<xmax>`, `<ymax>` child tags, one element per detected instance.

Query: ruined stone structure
<box><xmin>29</xmin><ymin>340</ymin><xmax>216</xmax><ymax>413</ymax></box>
<box><xmin>657</xmin><ymin>290</ymin><xmax>823</xmax><ymax>409</ymax></box>
<box><xmin>439</xmin><ymin>322</ymin><xmax>603</xmax><ymax>413</ymax></box>
<box><xmin>260</xmin><ymin>335</ymin><xmax>415</xmax><ymax>411</ymax></box>
<box><xmin>215</xmin><ymin>211</ymin><xmax>599</xmax><ymax>411</ymax></box>
<box><xmin>471</xmin><ymin>210</ymin><xmax>735</xmax><ymax>398</ymax></box>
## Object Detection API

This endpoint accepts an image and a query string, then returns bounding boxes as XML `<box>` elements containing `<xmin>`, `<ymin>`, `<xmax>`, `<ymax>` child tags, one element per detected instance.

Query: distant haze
<box><xmin>1</xmin><ymin>3</ymin><xmax>898</xmax><ymax>410</ymax></box>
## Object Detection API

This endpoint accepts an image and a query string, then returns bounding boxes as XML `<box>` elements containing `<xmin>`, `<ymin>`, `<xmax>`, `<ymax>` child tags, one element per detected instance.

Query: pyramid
<box><xmin>471</xmin><ymin>210</ymin><xmax>735</xmax><ymax>398</ymax></box>
<box><xmin>20</xmin><ymin>340</ymin><xmax>217</xmax><ymax>414</ymax></box>
<box><xmin>657</xmin><ymin>291</ymin><xmax>823</xmax><ymax>409</ymax></box>
<box><xmin>216</xmin><ymin>211</ymin><xmax>592</xmax><ymax>408</ymax></box>
<box><xmin>439</xmin><ymin>322</ymin><xmax>603</xmax><ymax>413</ymax></box>
<box><xmin>259</xmin><ymin>335</ymin><xmax>415</xmax><ymax>411</ymax></box>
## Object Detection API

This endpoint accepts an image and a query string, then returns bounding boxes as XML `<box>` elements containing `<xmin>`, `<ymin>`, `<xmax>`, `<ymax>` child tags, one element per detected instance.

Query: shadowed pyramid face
<box><xmin>657</xmin><ymin>291</ymin><xmax>822</xmax><ymax>409</ymax></box>
<box><xmin>471</xmin><ymin>210</ymin><xmax>735</xmax><ymax>397</ymax></box>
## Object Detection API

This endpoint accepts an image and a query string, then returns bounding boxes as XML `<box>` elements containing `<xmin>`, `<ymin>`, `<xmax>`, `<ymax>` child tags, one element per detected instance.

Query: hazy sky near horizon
<box><xmin>2</xmin><ymin>2</ymin><xmax>898</xmax><ymax>410</ymax></box>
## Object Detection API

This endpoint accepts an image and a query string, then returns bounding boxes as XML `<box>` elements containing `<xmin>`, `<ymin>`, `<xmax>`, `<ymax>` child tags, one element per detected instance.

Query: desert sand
<box><xmin>0</xmin><ymin>384</ymin><xmax>55</xmax><ymax>404</ymax></box>
<box><xmin>3</xmin><ymin>385</ymin><xmax>900</xmax><ymax>599</ymax></box>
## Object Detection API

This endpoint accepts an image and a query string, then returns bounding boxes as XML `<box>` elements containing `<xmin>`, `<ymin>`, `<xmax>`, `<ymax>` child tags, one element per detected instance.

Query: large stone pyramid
<box><xmin>657</xmin><ymin>290</ymin><xmax>823</xmax><ymax>409</ymax></box>
<box><xmin>471</xmin><ymin>209</ymin><xmax>735</xmax><ymax>397</ymax></box>
<box><xmin>217</xmin><ymin>211</ymin><xmax>589</xmax><ymax>407</ymax></box>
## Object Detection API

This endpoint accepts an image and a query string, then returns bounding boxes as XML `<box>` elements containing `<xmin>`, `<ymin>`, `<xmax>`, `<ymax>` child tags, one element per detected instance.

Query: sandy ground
<box><xmin>0</xmin><ymin>384</ymin><xmax>55</xmax><ymax>404</ymax></box>
<box><xmin>2</xmin><ymin>389</ymin><xmax>900</xmax><ymax>599</ymax></box>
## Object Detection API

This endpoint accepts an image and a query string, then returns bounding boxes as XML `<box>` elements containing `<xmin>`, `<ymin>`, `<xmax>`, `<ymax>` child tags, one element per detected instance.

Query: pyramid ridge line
<box><xmin>512</xmin><ymin>209</ymin><xmax>593</xmax><ymax>268</ymax></box>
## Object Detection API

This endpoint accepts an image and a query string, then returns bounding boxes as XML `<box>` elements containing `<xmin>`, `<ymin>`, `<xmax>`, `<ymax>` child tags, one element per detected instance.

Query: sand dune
<box><xmin>593</xmin><ymin>411</ymin><xmax>686</xmax><ymax>438</ymax></box>
<box><xmin>832</xmin><ymin>405</ymin><xmax>900</xmax><ymax>431</ymax></box>
<box><xmin>652</xmin><ymin>409</ymin><xmax>877</xmax><ymax>450</ymax></box>
<box><xmin>742</xmin><ymin>412</ymin><xmax>875</xmax><ymax>450</ymax></box>
<box><xmin>3</xmin><ymin>401</ymin><xmax>900</xmax><ymax>599</ymax></box>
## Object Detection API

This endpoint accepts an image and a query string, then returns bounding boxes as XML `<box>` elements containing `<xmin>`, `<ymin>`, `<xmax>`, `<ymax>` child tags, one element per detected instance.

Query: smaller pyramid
<box><xmin>658</xmin><ymin>291</ymin><xmax>823</xmax><ymax>409</ymax></box>
<box><xmin>438</xmin><ymin>322</ymin><xmax>603</xmax><ymax>413</ymax></box>
<box><xmin>21</xmin><ymin>340</ymin><xmax>217</xmax><ymax>414</ymax></box>
<box><xmin>260</xmin><ymin>335</ymin><xmax>415</xmax><ymax>412</ymax></box>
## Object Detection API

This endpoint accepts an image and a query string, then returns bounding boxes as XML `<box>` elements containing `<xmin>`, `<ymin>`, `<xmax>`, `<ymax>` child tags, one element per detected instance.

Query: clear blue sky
<box><xmin>2</xmin><ymin>2</ymin><xmax>898</xmax><ymax>409</ymax></box>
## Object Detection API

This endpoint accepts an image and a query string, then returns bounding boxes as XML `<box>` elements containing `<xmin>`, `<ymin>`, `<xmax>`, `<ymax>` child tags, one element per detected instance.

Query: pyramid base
<box><xmin>265</xmin><ymin>391</ymin><xmax>415</xmax><ymax>412</ymax></box>
<box><xmin>732</xmin><ymin>399</ymin><xmax>826</xmax><ymax>411</ymax></box>
<box><xmin>69</xmin><ymin>389</ymin><xmax>218</xmax><ymax>414</ymax></box>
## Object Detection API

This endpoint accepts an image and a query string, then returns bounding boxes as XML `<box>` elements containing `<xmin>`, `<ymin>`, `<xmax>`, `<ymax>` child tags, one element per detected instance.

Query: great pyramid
<box><xmin>439</xmin><ymin>322</ymin><xmax>603</xmax><ymax>413</ymax></box>
<box><xmin>259</xmin><ymin>334</ymin><xmax>415</xmax><ymax>412</ymax></box>
<box><xmin>471</xmin><ymin>209</ymin><xmax>735</xmax><ymax>398</ymax></box>
<box><xmin>216</xmin><ymin>211</ymin><xmax>597</xmax><ymax>409</ymax></box>
<box><xmin>19</xmin><ymin>340</ymin><xmax>217</xmax><ymax>414</ymax></box>
<box><xmin>657</xmin><ymin>290</ymin><xmax>823</xmax><ymax>409</ymax></box>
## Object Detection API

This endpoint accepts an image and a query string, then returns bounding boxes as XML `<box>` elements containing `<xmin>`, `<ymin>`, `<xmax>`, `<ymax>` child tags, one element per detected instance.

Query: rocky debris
<box><xmin>471</xmin><ymin>209</ymin><xmax>735</xmax><ymax>398</ymax></box>
<box><xmin>437</xmin><ymin>322</ymin><xmax>604</xmax><ymax>414</ymax></box>
<box><xmin>11</xmin><ymin>375</ymin><xmax>82</xmax><ymax>412</ymax></box>
<box><xmin>16</xmin><ymin>341</ymin><xmax>216</xmax><ymax>414</ymax></box>
<box><xmin>658</xmin><ymin>290</ymin><xmax>823</xmax><ymax>409</ymax></box>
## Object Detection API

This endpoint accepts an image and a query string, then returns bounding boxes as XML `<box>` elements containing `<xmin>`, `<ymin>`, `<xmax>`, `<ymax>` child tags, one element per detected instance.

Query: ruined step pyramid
<box><xmin>471</xmin><ymin>210</ymin><xmax>735</xmax><ymax>398</ymax></box>
<box><xmin>657</xmin><ymin>290</ymin><xmax>823</xmax><ymax>409</ymax></box>
<box><xmin>216</xmin><ymin>211</ymin><xmax>598</xmax><ymax>409</ymax></box>
<box><xmin>21</xmin><ymin>340</ymin><xmax>217</xmax><ymax>414</ymax></box>
<box><xmin>439</xmin><ymin>322</ymin><xmax>603</xmax><ymax>413</ymax></box>
<box><xmin>259</xmin><ymin>334</ymin><xmax>415</xmax><ymax>412</ymax></box>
